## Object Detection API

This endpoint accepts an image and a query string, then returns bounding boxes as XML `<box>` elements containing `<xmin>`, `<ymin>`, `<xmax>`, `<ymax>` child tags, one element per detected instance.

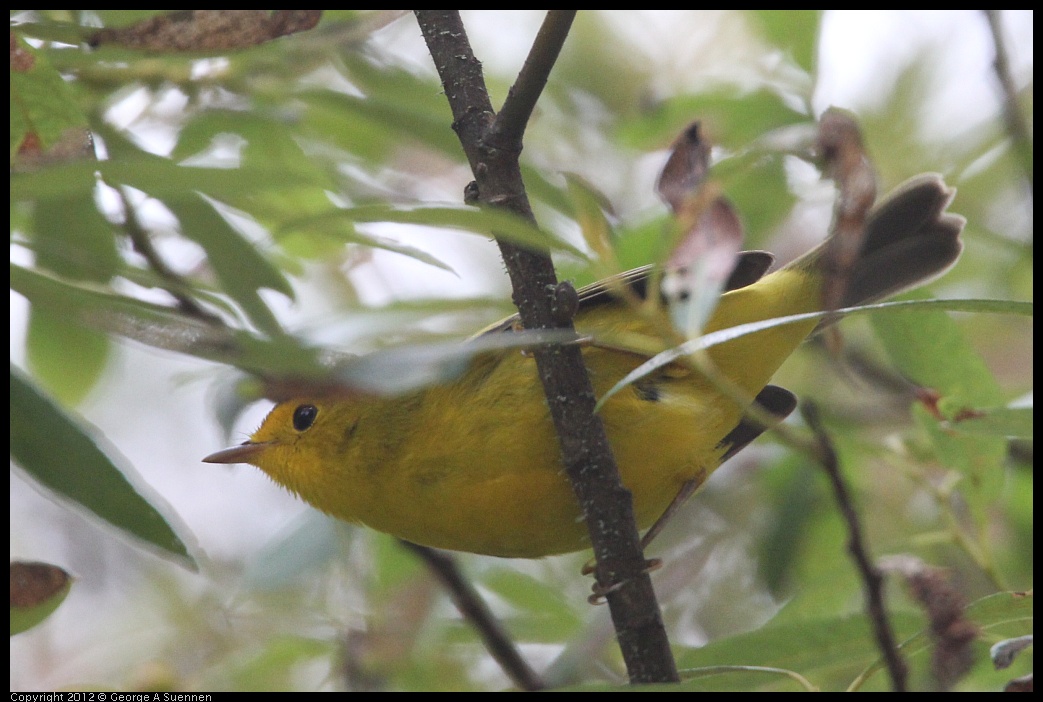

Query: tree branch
<box><xmin>414</xmin><ymin>10</ymin><xmax>678</xmax><ymax>684</ymax></box>
<box><xmin>399</xmin><ymin>541</ymin><xmax>544</xmax><ymax>691</ymax></box>
<box><xmin>115</xmin><ymin>185</ymin><xmax>222</xmax><ymax>324</ymax></box>
<box><xmin>802</xmin><ymin>402</ymin><xmax>908</xmax><ymax>692</ymax></box>
<box><xmin>488</xmin><ymin>11</ymin><xmax>576</xmax><ymax>152</ymax></box>
<box><xmin>982</xmin><ymin>10</ymin><xmax>1033</xmax><ymax>192</ymax></box>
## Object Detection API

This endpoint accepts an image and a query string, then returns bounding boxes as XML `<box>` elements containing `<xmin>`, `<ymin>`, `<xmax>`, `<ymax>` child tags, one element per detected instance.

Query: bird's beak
<box><xmin>202</xmin><ymin>442</ymin><xmax>271</xmax><ymax>465</ymax></box>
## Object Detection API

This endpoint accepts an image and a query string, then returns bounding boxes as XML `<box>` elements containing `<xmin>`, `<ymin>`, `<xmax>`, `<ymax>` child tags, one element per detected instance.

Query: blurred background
<box><xmin>10</xmin><ymin>10</ymin><xmax>1032</xmax><ymax>691</ymax></box>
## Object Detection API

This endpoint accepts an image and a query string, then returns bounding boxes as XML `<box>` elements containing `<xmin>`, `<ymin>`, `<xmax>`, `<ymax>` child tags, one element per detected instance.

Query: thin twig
<box><xmin>399</xmin><ymin>541</ymin><xmax>545</xmax><ymax>691</ymax></box>
<box><xmin>413</xmin><ymin>10</ymin><xmax>678</xmax><ymax>684</ymax></box>
<box><xmin>489</xmin><ymin>11</ymin><xmax>577</xmax><ymax>152</ymax></box>
<box><xmin>116</xmin><ymin>185</ymin><xmax>222</xmax><ymax>324</ymax></box>
<box><xmin>982</xmin><ymin>10</ymin><xmax>1033</xmax><ymax>192</ymax></box>
<box><xmin>802</xmin><ymin>402</ymin><xmax>908</xmax><ymax>692</ymax></box>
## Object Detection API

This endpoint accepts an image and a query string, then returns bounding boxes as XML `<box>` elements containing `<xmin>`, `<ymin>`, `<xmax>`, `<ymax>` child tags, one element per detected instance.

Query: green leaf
<box><xmin>673</xmin><ymin>612</ymin><xmax>925</xmax><ymax>691</ymax></box>
<box><xmin>10</xmin><ymin>366</ymin><xmax>195</xmax><ymax>565</ymax></box>
<box><xmin>164</xmin><ymin>194</ymin><xmax>291</xmax><ymax>336</ymax></box>
<box><xmin>917</xmin><ymin>403</ymin><xmax>1008</xmax><ymax>508</ymax></box>
<box><xmin>172</xmin><ymin>111</ymin><xmax>460</xmax><ymax>270</ymax></box>
<box><xmin>22</xmin><ymin>182</ymin><xmax>118</xmax><ymax>404</ymax></box>
<box><xmin>31</xmin><ymin>187</ymin><xmax>119</xmax><ymax>281</ymax></box>
<box><xmin>328</xmin><ymin>327</ymin><xmax>580</xmax><ymax>396</ymax></box>
<box><xmin>617</xmin><ymin>87</ymin><xmax>810</xmax><ymax>153</ymax></box>
<box><xmin>227</xmin><ymin>635</ymin><xmax>334</xmax><ymax>692</ymax></box>
<box><xmin>872</xmin><ymin>291</ymin><xmax>1015</xmax><ymax>511</ymax></box>
<box><xmin>10</xmin><ymin>262</ymin><xmax>328</xmax><ymax>381</ymax></box>
<box><xmin>946</xmin><ymin>406</ymin><xmax>1033</xmax><ymax>439</ymax></box>
<box><xmin>563</xmin><ymin>174</ymin><xmax>618</xmax><ymax>266</ymax></box>
<box><xmin>285</xmin><ymin>203</ymin><xmax>588</xmax><ymax>259</ymax></box>
<box><xmin>714</xmin><ymin>152</ymin><xmax>797</xmax><ymax>247</ymax></box>
<box><xmin>598</xmin><ymin>298</ymin><xmax>1031</xmax><ymax>410</ymax></box>
<box><xmin>871</xmin><ymin>291</ymin><xmax>1008</xmax><ymax>412</ymax></box>
<box><xmin>756</xmin><ymin>453</ymin><xmax>824</xmax><ymax>597</ymax></box>
<box><xmin>750</xmin><ymin>10</ymin><xmax>822</xmax><ymax>77</ymax></box>
<box><xmin>174</xmin><ymin>111</ymin><xmax>335</xmax><ymax>193</ymax></box>
<box><xmin>273</xmin><ymin>200</ymin><xmax>458</xmax><ymax>273</ymax></box>
<box><xmin>10</xmin><ymin>153</ymin><xmax>322</xmax><ymax>203</ymax></box>
<box><xmin>9</xmin><ymin>31</ymin><xmax>90</xmax><ymax>163</ymax></box>
<box><xmin>661</xmin><ymin>591</ymin><xmax>1033</xmax><ymax>692</ymax></box>
<box><xmin>26</xmin><ymin>306</ymin><xmax>109</xmax><ymax>406</ymax></box>
<box><xmin>327</xmin><ymin>50</ymin><xmax>459</xmax><ymax>151</ymax></box>
<box><xmin>851</xmin><ymin>591</ymin><xmax>1034</xmax><ymax>690</ymax></box>
<box><xmin>481</xmin><ymin>568</ymin><xmax>583</xmax><ymax>641</ymax></box>
<box><xmin>299</xmin><ymin>88</ymin><xmax>460</xmax><ymax>159</ymax></box>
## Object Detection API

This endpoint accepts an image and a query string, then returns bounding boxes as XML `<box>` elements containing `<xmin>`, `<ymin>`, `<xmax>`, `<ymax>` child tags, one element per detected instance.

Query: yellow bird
<box><xmin>205</xmin><ymin>174</ymin><xmax>963</xmax><ymax>558</ymax></box>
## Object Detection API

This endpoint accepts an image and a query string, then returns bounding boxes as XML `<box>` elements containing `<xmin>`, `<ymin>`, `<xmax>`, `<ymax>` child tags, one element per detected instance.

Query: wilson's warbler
<box><xmin>205</xmin><ymin>175</ymin><xmax>964</xmax><ymax>558</ymax></box>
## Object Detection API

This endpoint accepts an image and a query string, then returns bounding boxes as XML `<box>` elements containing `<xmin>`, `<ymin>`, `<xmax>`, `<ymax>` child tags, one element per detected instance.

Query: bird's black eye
<box><xmin>292</xmin><ymin>404</ymin><xmax>318</xmax><ymax>432</ymax></box>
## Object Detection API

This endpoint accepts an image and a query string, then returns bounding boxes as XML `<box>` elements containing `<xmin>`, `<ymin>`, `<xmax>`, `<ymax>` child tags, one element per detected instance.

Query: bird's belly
<box><xmin>358</xmin><ymin>386</ymin><xmax>736</xmax><ymax>558</ymax></box>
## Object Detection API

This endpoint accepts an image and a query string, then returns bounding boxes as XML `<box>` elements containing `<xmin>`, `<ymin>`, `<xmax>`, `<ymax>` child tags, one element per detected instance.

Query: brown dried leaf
<box><xmin>656</xmin><ymin>121</ymin><xmax>711</xmax><ymax>214</ymax></box>
<box><xmin>16</xmin><ymin>127</ymin><xmax>95</xmax><ymax>168</ymax></box>
<box><xmin>89</xmin><ymin>10</ymin><xmax>322</xmax><ymax>52</ymax></box>
<box><xmin>666</xmin><ymin>196</ymin><xmax>744</xmax><ymax>274</ymax></box>
<box><xmin>1004</xmin><ymin>674</ymin><xmax>1033</xmax><ymax>692</ymax></box>
<box><xmin>879</xmin><ymin>555</ymin><xmax>977</xmax><ymax>691</ymax></box>
<box><xmin>817</xmin><ymin>108</ymin><xmax>878</xmax><ymax>314</ymax></box>
<box><xmin>10</xmin><ymin>30</ymin><xmax>34</xmax><ymax>71</ymax></box>
<box><xmin>10</xmin><ymin>561</ymin><xmax>71</xmax><ymax>609</ymax></box>
<box><xmin>663</xmin><ymin>196</ymin><xmax>744</xmax><ymax>337</ymax></box>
